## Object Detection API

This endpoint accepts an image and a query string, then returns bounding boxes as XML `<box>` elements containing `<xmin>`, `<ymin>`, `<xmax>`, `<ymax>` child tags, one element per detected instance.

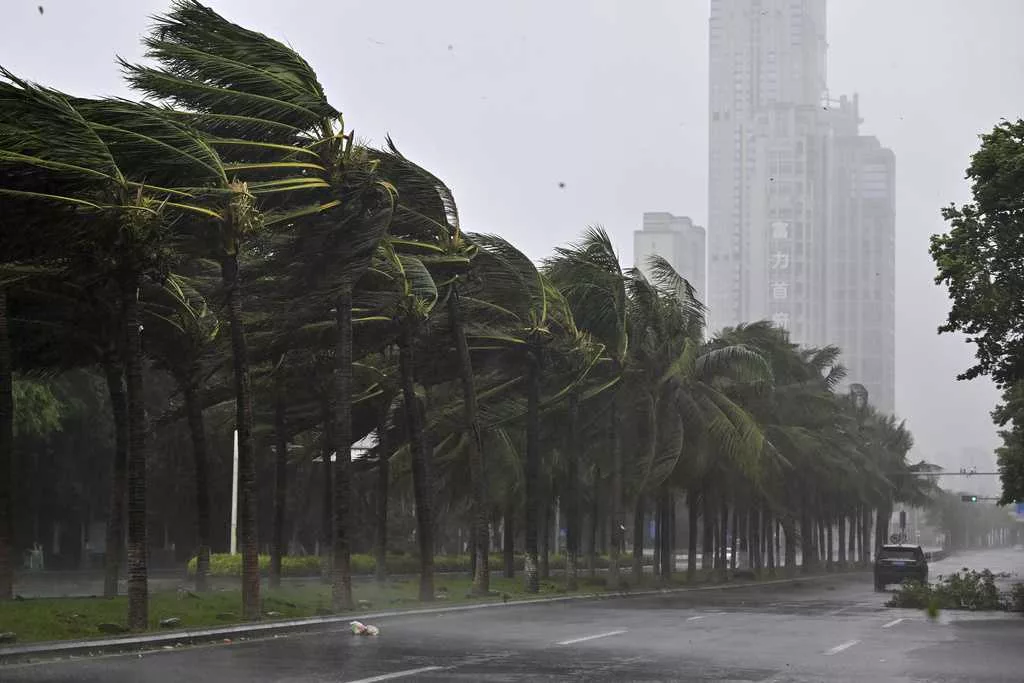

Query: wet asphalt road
<box><xmin>4</xmin><ymin>549</ymin><xmax>1024</xmax><ymax>682</ymax></box>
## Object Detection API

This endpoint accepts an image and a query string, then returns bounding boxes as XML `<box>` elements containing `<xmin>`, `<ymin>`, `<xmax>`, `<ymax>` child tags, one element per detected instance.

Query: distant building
<box><xmin>634</xmin><ymin>212</ymin><xmax>706</xmax><ymax>305</ymax></box>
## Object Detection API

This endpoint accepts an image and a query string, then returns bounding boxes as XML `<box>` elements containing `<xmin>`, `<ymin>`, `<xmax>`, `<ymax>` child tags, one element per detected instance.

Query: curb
<box><xmin>0</xmin><ymin>568</ymin><xmax>869</xmax><ymax>665</ymax></box>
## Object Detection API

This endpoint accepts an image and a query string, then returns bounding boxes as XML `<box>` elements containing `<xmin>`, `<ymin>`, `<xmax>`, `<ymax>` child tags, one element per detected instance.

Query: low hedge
<box><xmin>187</xmin><ymin>552</ymin><xmax>646</xmax><ymax>578</ymax></box>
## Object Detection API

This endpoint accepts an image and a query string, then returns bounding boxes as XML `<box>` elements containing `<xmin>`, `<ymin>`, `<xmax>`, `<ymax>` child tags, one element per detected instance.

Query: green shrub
<box><xmin>1009</xmin><ymin>583</ymin><xmax>1024</xmax><ymax>612</ymax></box>
<box><xmin>187</xmin><ymin>551</ymin><xmax>647</xmax><ymax>577</ymax></box>
<box><xmin>886</xmin><ymin>569</ymin><xmax>1007</xmax><ymax>611</ymax></box>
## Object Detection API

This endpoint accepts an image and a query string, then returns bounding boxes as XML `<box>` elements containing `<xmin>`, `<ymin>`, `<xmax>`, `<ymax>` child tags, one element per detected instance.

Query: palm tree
<box><xmin>625</xmin><ymin>258</ymin><xmax>767</xmax><ymax>581</ymax></box>
<box><xmin>125</xmin><ymin>0</ymin><xmax>394</xmax><ymax>614</ymax></box>
<box><xmin>0</xmin><ymin>76</ymin><xmax>227</xmax><ymax>628</ymax></box>
<box><xmin>372</xmin><ymin>143</ymin><xmax>491</xmax><ymax>593</ymax></box>
<box><xmin>143</xmin><ymin>273</ymin><xmax>221</xmax><ymax>591</ymax></box>
<box><xmin>546</xmin><ymin>227</ymin><xmax>630</xmax><ymax>587</ymax></box>
<box><xmin>372</xmin><ymin>240</ymin><xmax>441</xmax><ymax>600</ymax></box>
<box><xmin>467</xmin><ymin>234</ymin><xmax>586</xmax><ymax>593</ymax></box>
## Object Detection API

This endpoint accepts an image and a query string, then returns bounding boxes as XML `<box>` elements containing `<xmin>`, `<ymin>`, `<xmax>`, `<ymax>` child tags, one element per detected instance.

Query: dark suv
<box><xmin>874</xmin><ymin>544</ymin><xmax>928</xmax><ymax>591</ymax></box>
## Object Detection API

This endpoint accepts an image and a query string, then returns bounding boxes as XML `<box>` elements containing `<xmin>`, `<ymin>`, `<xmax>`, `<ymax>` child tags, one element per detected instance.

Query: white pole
<box><xmin>230</xmin><ymin>429</ymin><xmax>239</xmax><ymax>555</ymax></box>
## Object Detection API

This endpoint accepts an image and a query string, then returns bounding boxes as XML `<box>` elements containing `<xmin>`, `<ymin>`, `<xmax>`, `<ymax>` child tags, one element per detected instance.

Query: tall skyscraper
<box><xmin>707</xmin><ymin>0</ymin><xmax>828</xmax><ymax>343</ymax></box>
<box><xmin>707</xmin><ymin>0</ymin><xmax>895</xmax><ymax>411</ymax></box>
<box><xmin>826</xmin><ymin>95</ymin><xmax>896</xmax><ymax>413</ymax></box>
<box><xmin>634</xmin><ymin>212</ymin><xmax>706</xmax><ymax>305</ymax></box>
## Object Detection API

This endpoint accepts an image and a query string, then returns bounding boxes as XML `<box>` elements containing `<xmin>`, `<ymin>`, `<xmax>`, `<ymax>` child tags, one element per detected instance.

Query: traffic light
<box><xmin>961</xmin><ymin>494</ymin><xmax>978</xmax><ymax>503</ymax></box>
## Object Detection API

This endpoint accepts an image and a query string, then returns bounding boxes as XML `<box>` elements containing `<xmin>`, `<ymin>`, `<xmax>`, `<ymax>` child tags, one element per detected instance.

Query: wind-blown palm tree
<box><xmin>125</xmin><ymin>0</ymin><xmax>398</xmax><ymax>613</ymax></box>
<box><xmin>546</xmin><ymin>227</ymin><xmax>630</xmax><ymax>586</ymax></box>
<box><xmin>0</xmin><ymin>76</ymin><xmax>227</xmax><ymax>628</ymax></box>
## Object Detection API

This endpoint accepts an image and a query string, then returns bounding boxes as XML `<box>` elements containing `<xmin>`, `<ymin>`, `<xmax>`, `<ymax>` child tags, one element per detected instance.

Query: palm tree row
<box><xmin>0</xmin><ymin>1</ymin><xmax>931</xmax><ymax>630</ymax></box>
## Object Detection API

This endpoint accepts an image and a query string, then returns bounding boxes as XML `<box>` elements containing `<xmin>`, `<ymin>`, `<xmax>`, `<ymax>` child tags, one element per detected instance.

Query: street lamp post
<box><xmin>230</xmin><ymin>429</ymin><xmax>239</xmax><ymax>555</ymax></box>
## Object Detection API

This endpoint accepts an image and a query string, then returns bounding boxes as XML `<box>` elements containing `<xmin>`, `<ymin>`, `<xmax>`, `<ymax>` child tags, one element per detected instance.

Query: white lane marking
<box><xmin>556</xmin><ymin>629</ymin><xmax>628</xmax><ymax>645</ymax></box>
<box><xmin>686</xmin><ymin>615</ymin><xmax>705</xmax><ymax>621</ymax></box>
<box><xmin>824</xmin><ymin>640</ymin><xmax>860</xmax><ymax>656</ymax></box>
<box><xmin>344</xmin><ymin>666</ymin><xmax>447</xmax><ymax>683</ymax></box>
<box><xmin>882</xmin><ymin>618</ymin><xmax>905</xmax><ymax>629</ymax></box>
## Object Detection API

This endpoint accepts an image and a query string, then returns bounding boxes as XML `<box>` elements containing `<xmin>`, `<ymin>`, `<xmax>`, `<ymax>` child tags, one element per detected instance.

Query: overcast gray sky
<box><xmin>3</xmin><ymin>0</ymin><xmax>1022</xmax><ymax>473</ymax></box>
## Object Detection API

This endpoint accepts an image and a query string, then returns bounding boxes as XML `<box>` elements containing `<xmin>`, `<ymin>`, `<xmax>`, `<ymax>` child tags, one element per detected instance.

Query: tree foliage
<box><xmin>931</xmin><ymin>119</ymin><xmax>1024</xmax><ymax>505</ymax></box>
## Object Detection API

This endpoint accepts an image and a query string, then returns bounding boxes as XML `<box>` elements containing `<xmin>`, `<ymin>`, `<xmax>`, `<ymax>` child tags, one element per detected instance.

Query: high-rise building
<box><xmin>634</xmin><ymin>212</ymin><xmax>706</xmax><ymax>304</ymax></box>
<box><xmin>707</xmin><ymin>0</ymin><xmax>895</xmax><ymax>412</ymax></box>
<box><xmin>826</xmin><ymin>95</ymin><xmax>895</xmax><ymax>413</ymax></box>
<box><xmin>707</xmin><ymin>0</ymin><xmax>828</xmax><ymax>342</ymax></box>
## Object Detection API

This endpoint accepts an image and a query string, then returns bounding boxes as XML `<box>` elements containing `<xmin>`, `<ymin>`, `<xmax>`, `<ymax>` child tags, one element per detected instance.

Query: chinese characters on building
<box><xmin>769</xmin><ymin>221</ymin><xmax>790</xmax><ymax>328</ymax></box>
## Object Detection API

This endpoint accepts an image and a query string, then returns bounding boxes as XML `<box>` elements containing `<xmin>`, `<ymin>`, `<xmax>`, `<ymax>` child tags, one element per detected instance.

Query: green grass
<box><xmin>0</xmin><ymin>574</ymin><xmax>618</xmax><ymax>644</ymax></box>
<box><xmin>0</xmin><ymin>567</ymin><xmax>805</xmax><ymax>644</ymax></box>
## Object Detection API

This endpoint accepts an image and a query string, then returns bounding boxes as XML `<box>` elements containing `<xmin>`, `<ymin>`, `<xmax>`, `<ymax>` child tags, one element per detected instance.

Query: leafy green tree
<box><xmin>931</xmin><ymin>119</ymin><xmax>1024</xmax><ymax>386</ymax></box>
<box><xmin>993</xmin><ymin>381</ymin><xmax>1024</xmax><ymax>505</ymax></box>
<box><xmin>931</xmin><ymin>119</ymin><xmax>1024</xmax><ymax>506</ymax></box>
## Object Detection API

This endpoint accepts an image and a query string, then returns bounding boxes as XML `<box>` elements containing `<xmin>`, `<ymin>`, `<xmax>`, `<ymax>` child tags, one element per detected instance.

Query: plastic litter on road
<box><xmin>349</xmin><ymin>621</ymin><xmax>380</xmax><ymax>636</ymax></box>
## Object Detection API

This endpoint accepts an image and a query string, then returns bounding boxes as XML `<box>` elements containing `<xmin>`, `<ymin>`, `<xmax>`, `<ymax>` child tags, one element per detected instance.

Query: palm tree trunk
<box><xmin>332</xmin><ymin>286</ymin><xmax>356</xmax><ymax>610</ymax></box>
<box><xmin>874</xmin><ymin>503</ymin><xmax>891</xmax><ymax>559</ymax></box>
<box><xmin>753</xmin><ymin>505</ymin><xmax>761</xmax><ymax>573</ymax></box>
<box><xmin>0</xmin><ymin>286</ymin><xmax>13</xmax><ymax>601</ymax></box>
<box><xmin>719</xmin><ymin>499</ymin><xmax>729</xmax><ymax>575</ymax></box>
<box><xmin>837</xmin><ymin>516</ymin><xmax>847</xmax><ymax>568</ymax></box>
<box><xmin>799</xmin><ymin>495</ymin><xmax>814</xmax><ymax>573</ymax></box>
<box><xmin>523</xmin><ymin>351</ymin><xmax>541</xmax><ymax>594</ymax></box>
<box><xmin>319</xmin><ymin>397</ymin><xmax>333</xmax><ymax>584</ymax></box>
<box><xmin>183</xmin><ymin>381</ymin><xmax>211</xmax><ymax>593</ymax></box>
<box><xmin>503</xmin><ymin>500</ymin><xmax>515</xmax><ymax>578</ymax></box>
<box><xmin>817</xmin><ymin>515</ymin><xmax>827</xmax><ymax>566</ymax></box>
<box><xmin>449</xmin><ymin>291</ymin><xmax>489</xmax><ymax>595</ymax></box>
<box><xmin>270</xmin><ymin>374</ymin><xmax>287</xmax><ymax>589</ymax></box>
<box><xmin>848</xmin><ymin>512</ymin><xmax>857</xmax><ymax>565</ymax></box>
<box><xmin>399</xmin><ymin>331</ymin><xmax>434</xmax><ymax>602</ymax></box>
<box><xmin>122</xmin><ymin>274</ymin><xmax>149</xmax><ymax>631</ymax></box>
<box><xmin>652</xmin><ymin>508</ymin><xmax>660</xmax><ymax>574</ymax></box>
<box><xmin>826</xmin><ymin>519</ymin><xmax>834</xmax><ymax>570</ymax></box>
<box><xmin>102</xmin><ymin>357</ymin><xmax>128</xmax><ymax>598</ymax></box>
<box><xmin>587</xmin><ymin>479</ymin><xmax>598</xmax><ymax>578</ymax></box>
<box><xmin>713</xmin><ymin>506</ymin><xmax>723</xmax><ymax>571</ymax></box>
<box><xmin>221</xmin><ymin>255</ymin><xmax>259</xmax><ymax>620</ymax></box>
<box><xmin>783</xmin><ymin>518</ymin><xmax>797</xmax><ymax>577</ymax></box>
<box><xmin>632</xmin><ymin>495</ymin><xmax>644</xmax><ymax>582</ymax></box>
<box><xmin>860</xmin><ymin>507</ymin><xmax>871</xmax><ymax>566</ymax></box>
<box><xmin>375</xmin><ymin>406</ymin><xmax>389</xmax><ymax>583</ymax></box>
<box><xmin>766</xmin><ymin>514</ymin><xmax>776</xmax><ymax>576</ymax></box>
<box><xmin>565</xmin><ymin>392</ymin><xmax>580</xmax><ymax>591</ymax></box>
<box><xmin>729</xmin><ymin>504</ymin><xmax>738</xmax><ymax>572</ymax></box>
<box><xmin>686</xmin><ymin>491</ymin><xmax>698</xmax><ymax>581</ymax></box>
<box><xmin>702</xmin><ymin>494</ymin><xmax>713</xmax><ymax>572</ymax></box>
<box><xmin>659</xmin><ymin>490</ymin><xmax>673</xmax><ymax>580</ymax></box>
<box><xmin>608</xmin><ymin>394</ymin><xmax>622</xmax><ymax>589</ymax></box>
<box><xmin>538</xmin><ymin>500</ymin><xmax>550</xmax><ymax>580</ymax></box>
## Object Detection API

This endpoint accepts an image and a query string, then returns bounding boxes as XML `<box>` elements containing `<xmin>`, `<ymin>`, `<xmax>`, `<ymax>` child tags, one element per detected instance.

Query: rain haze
<box><xmin>3</xmin><ymin>0</ymin><xmax>1022</xmax><ymax>472</ymax></box>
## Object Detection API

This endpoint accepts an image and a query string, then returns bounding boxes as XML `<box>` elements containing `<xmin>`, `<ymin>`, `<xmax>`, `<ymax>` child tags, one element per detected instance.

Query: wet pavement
<box><xmin>3</xmin><ymin>548</ymin><xmax>1024</xmax><ymax>682</ymax></box>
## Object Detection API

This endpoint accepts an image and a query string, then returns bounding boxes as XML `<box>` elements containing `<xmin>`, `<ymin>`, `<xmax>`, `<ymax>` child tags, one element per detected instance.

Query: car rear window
<box><xmin>879</xmin><ymin>548</ymin><xmax>918</xmax><ymax>560</ymax></box>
